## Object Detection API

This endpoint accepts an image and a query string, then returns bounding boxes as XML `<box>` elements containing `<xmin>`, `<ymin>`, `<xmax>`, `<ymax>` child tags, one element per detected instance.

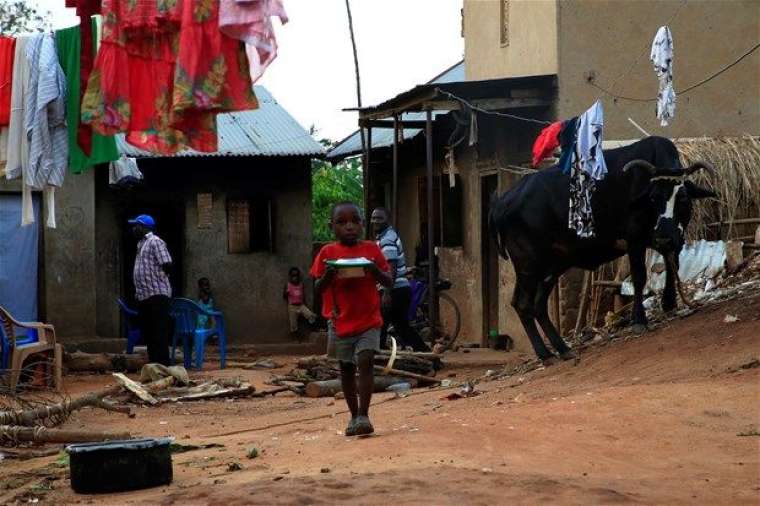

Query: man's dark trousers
<box><xmin>382</xmin><ymin>286</ymin><xmax>430</xmax><ymax>352</ymax></box>
<box><xmin>138</xmin><ymin>295</ymin><xmax>171</xmax><ymax>366</ymax></box>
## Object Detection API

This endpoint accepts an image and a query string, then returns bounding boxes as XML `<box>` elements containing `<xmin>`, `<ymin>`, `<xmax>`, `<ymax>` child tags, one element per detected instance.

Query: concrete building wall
<box><xmin>181</xmin><ymin>161</ymin><xmax>312</xmax><ymax>343</ymax></box>
<box><xmin>91</xmin><ymin>156</ymin><xmax>313</xmax><ymax>344</ymax></box>
<box><xmin>464</xmin><ymin>0</ymin><xmax>558</xmax><ymax>81</ymax></box>
<box><xmin>556</xmin><ymin>0</ymin><xmax>760</xmax><ymax>138</ymax></box>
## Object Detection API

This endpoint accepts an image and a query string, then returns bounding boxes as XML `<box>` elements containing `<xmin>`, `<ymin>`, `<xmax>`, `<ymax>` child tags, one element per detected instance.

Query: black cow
<box><xmin>488</xmin><ymin>136</ymin><xmax>716</xmax><ymax>363</ymax></box>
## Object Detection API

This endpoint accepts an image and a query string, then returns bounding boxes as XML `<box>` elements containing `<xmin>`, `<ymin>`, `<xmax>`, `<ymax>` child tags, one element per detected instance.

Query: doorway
<box><xmin>121</xmin><ymin>201</ymin><xmax>185</xmax><ymax>306</ymax></box>
<box><xmin>481</xmin><ymin>174</ymin><xmax>499</xmax><ymax>345</ymax></box>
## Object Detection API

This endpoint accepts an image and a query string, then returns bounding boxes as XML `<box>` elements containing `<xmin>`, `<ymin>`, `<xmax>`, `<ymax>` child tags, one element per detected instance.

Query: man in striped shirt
<box><xmin>371</xmin><ymin>208</ymin><xmax>430</xmax><ymax>352</ymax></box>
<box><xmin>130</xmin><ymin>214</ymin><xmax>173</xmax><ymax>365</ymax></box>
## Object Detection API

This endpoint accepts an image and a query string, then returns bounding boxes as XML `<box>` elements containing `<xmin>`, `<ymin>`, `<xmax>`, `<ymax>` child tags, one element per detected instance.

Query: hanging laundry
<box><xmin>531</xmin><ymin>121</ymin><xmax>562</xmax><ymax>168</ymax></box>
<box><xmin>0</xmin><ymin>36</ymin><xmax>15</xmax><ymax>175</ymax></box>
<box><xmin>568</xmin><ymin>100</ymin><xmax>607</xmax><ymax>238</ymax></box>
<box><xmin>56</xmin><ymin>24</ymin><xmax>119</xmax><ymax>174</ymax></box>
<box><xmin>558</xmin><ymin>117</ymin><xmax>578</xmax><ymax>175</ymax></box>
<box><xmin>0</xmin><ymin>36</ymin><xmax>15</xmax><ymax>126</ymax></box>
<box><xmin>109</xmin><ymin>154</ymin><xmax>142</xmax><ymax>188</ymax></box>
<box><xmin>5</xmin><ymin>35</ymin><xmax>32</xmax><ymax>182</ymax></box>
<box><xmin>22</xmin><ymin>34</ymin><xmax>69</xmax><ymax>229</ymax></box>
<box><xmin>65</xmin><ymin>0</ymin><xmax>104</xmax><ymax>155</ymax></box>
<box><xmin>575</xmin><ymin>100</ymin><xmax>607</xmax><ymax>180</ymax></box>
<box><xmin>219</xmin><ymin>0</ymin><xmax>288</xmax><ymax>84</ymax></box>
<box><xmin>650</xmin><ymin>25</ymin><xmax>675</xmax><ymax>126</ymax></box>
<box><xmin>81</xmin><ymin>0</ymin><xmax>259</xmax><ymax>155</ymax></box>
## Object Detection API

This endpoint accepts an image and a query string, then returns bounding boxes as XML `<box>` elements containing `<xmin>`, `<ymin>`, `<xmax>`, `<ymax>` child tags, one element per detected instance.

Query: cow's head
<box><xmin>624</xmin><ymin>159</ymin><xmax>717</xmax><ymax>254</ymax></box>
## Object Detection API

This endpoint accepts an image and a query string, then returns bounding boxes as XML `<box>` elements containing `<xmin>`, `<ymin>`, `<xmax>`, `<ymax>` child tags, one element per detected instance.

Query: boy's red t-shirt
<box><xmin>310</xmin><ymin>241</ymin><xmax>390</xmax><ymax>338</ymax></box>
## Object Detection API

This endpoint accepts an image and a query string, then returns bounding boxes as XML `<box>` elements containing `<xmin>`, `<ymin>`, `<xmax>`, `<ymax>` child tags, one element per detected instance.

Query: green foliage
<box><xmin>0</xmin><ymin>1</ymin><xmax>50</xmax><ymax>35</ymax></box>
<box><xmin>312</xmin><ymin>139</ymin><xmax>363</xmax><ymax>242</ymax></box>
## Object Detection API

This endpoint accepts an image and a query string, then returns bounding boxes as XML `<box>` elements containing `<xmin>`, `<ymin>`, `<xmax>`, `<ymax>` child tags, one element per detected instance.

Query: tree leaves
<box><xmin>312</xmin><ymin>139</ymin><xmax>364</xmax><ymax>242</ymax></box>
<box><xmin>0</xmin><ymin>1</ymin><xmax>50</xmax><ymax>35</ymax></box>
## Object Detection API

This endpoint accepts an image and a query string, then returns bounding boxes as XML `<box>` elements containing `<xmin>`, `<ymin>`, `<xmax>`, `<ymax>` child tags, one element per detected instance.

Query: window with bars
<box><xmin>227</xmin><ymin>197</ymin><xmax>274</xmax><ymax>253</ymax></box>
<box><xmin>500</xmin><ymin>0</ymin><xmax>510</xmax><ymax>46</ymax></box>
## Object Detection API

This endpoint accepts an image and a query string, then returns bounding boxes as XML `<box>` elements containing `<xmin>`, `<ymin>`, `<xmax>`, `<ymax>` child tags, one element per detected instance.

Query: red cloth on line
<box><xmin>310</xmin><ymin>241</ymin><xmax>390</xmax><ymax>338</ymax></box>
<box><xmin>0</xmin><ymin>36</ymin><xmax>16</xmax><ymax>126</ymax></box>
<box><xmin>531</xmin><ymin>121</ymin><xmax>563</xmax><ymax>168</ymax></box>
<box><xmin>81</xmin><ymin>0</ymin><xmax>258</xmax><ymax>155</ymax></box>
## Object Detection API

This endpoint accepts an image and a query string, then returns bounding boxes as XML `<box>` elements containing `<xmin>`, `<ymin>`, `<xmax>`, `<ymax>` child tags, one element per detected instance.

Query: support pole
<box><xmin>365</xmin><ymin>126</ymin><xmax>373</xmax><ymax>236</ymax></box>
<box><xmin>426</xmin><ymin>110</ymin><xmax>437</xmax><ymax>337</ymax></box>
<box><xmin>392</xmin><ymin>115</ymin><xmax>399</xmax><ymax>226</ymax></box>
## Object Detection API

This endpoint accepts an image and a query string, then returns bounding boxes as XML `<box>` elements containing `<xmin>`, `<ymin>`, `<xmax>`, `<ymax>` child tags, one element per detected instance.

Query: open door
<box><xmin>481</xmin><ymin>174</ymin><xmax>499</xmax><ymax>345</ymax></box>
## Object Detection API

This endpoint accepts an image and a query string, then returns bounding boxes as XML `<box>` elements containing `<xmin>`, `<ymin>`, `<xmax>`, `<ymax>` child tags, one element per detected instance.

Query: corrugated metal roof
<box><xmin>326</xmin><ymin>61</ymin><xmax>465</xmax><ymax>161</ymax></box>
<box><xmin>116</xmin><ymin>86</ymin><xmax>324</xmax><ymax>158</ymax></box>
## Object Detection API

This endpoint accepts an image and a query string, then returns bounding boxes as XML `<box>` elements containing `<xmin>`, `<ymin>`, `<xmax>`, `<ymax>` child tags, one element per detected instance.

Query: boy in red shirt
<box><xmin>311</xmin><ymin>202</ymin><xmax>392</xmax><ymax>436</ymax></box>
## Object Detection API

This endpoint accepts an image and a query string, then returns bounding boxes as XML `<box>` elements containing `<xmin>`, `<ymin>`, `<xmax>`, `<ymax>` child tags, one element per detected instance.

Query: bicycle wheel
<box><xmin>436</xmin><ymin>292</ymin><xmax>461</xmax><ymax>344</ymax></box>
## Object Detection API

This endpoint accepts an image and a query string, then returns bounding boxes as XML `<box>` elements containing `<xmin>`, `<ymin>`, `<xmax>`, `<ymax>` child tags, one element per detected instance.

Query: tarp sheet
<box><xmin>621</xmin><ymin>240</ymin><xmax>727</xmax><ymax>296</ymax></box>
<box><xmin>0</xmin><ymin>195</ymin><xmax>39</xmax><ymax>332</ymax></box>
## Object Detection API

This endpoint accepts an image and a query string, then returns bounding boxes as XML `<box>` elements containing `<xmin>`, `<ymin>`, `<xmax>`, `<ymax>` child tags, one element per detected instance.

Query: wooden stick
<box><xmin>0</xmin><ymin>426</ymin><xmax>130</xmax><ymax>444</ymax></box>
<box><xmin>574</xmin><ymin>272</ymin><xmax>591</xmax><ymax>335</ymax></box>
<box><xmin>592</xmin><ymin>280</ymin><xmax>624</xmax><ymax>288</ymax></box>
<box><xmin>706</xmin><ymin>217</ymin><xmax>760</xmax><ymax>227</ymax></box>
<box><xmin>373</xmin><ymin>366</ymin><xmax>440</xmax><ymax>385</ymax></box>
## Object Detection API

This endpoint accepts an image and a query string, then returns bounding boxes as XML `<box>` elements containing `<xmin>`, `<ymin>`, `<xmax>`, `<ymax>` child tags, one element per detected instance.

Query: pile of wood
<box><xmin>266</xmin><ymin>352</ymin><xmax>444</xmax><ymax>398</ymax></box>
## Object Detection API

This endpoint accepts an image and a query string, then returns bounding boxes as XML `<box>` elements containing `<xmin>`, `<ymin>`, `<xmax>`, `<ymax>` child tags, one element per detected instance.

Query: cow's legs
<box><xmin>534</xmin><ymin>274</ymin><xmax>576</xmax><ymax>360</ymax></box>
<box><xmin>628</xmin><ymin>247</ymin><xmax>648</xmax><ymax>333</ymax></box>
<box><xmin>662</xmin><ymin>254</ymin><xmax>678</xmax><ymax>312</ymax></box>
<box><xmin>512</xmin><ymin>272</ymin><xmax>554</xmax><ymax>362</ymax></box>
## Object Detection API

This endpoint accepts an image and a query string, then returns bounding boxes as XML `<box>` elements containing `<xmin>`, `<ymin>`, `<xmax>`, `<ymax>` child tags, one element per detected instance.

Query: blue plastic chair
<box><xmin>117</xmin><ymin>299</ymin><xmax>141</xmax><ymax>354</ymax></box>
<box><xmin>170</xmin><ymin>298</ymin><xmax>226</xmax><ymax>370</ymax></box>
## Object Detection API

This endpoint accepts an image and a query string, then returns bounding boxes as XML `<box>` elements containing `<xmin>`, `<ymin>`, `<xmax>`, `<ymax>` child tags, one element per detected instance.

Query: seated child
<box><xmin>196</xmin><ymin>277</ymin><xmax>216</xmax><ymax>330</ymax></box>
<box><xmin>311</xmin><ymin>201</ymin><xmax>392</xmax><ymax>436</ymax></box>
<box><xmin>283</xmin><ymin>267</ymin><xmax>317</xmax><ymax>335</ymax></box>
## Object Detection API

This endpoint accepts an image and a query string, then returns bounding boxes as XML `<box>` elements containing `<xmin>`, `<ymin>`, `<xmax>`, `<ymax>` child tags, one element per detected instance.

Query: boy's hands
<box><xmin>323</xmin><ymin>264</ymin><xmax>338</xmax><ymax>282</ymax></box>
<box><xmin>367</xmin><ymin>261</ymin><xmax>393</xmax><ymax>288</ymax></box>
<box><xmin>314</xmin><ymin>264</ymin><xmax>337</xmax><ymax>294</ymax></box>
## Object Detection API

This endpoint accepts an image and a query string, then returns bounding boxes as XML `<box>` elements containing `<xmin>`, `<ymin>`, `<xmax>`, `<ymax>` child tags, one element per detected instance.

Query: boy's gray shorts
<box><xmin>328</xmin><ymin>325</ymin><xmax>380</xmax><ymax>365</ymax></box>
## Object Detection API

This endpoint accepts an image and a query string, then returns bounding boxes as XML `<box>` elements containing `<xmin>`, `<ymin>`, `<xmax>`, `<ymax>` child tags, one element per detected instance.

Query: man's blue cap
<box><xmin>128</xmin><ymin>214</ymin><xmax>156</xmax><ymax>228</ymax></box>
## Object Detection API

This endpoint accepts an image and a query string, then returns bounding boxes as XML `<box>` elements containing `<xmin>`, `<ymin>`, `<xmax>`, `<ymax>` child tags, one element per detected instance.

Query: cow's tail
<box><xmin>488</xmin><ymin>191</ymin><xmax>512</xmax><ymax>260</ymax></box>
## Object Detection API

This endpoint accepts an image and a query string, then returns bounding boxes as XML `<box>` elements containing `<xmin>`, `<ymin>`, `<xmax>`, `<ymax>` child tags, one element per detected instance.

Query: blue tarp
<box><xmin>0</xmin><ymin>194</ymin><xmax>39</xmax><ymax>332</ymax></box>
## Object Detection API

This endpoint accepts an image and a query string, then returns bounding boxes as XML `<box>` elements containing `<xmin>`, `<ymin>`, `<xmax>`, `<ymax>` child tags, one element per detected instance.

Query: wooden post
<box><xmin>392</xmin><ymin>115</ymin><xmax>399</xmax><ymax>226</ymax></box>
<box><xmin>365</xmin><ymin>126</ymin><xmax>373</xmax><ymax>236</ymax></box>
<box><xmin>426</xmin><ymin>110</ymin><xmax>437</xmax><ymax>337</ymax></box>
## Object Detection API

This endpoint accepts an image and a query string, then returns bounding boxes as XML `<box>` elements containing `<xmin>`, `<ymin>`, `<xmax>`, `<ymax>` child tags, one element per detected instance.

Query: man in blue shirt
<box><xmin>371</xmin><ymin>208</ymin><xmax>430</xmax><ymax>352</ymax></box>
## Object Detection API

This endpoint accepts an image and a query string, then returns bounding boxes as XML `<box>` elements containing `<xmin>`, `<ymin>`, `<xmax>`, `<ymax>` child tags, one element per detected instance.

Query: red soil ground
<box><xmin>2</xmin><ymin>292</ymin><xmax>759</xmax><ymax>505</ymax></box>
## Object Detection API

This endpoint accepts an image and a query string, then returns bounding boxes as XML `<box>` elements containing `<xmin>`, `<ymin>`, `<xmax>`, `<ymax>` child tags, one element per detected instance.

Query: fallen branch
<box><xmin>304</xmin><ymin>376</ymin><xmax>418</xmax><ymax>398</ymax></box>
<box><xmin>65</xmin><ymin>352</ymin><xmax>149</xmax><ymax>372</ymax></box>
<box><xmin>373</xmin><ymin>366</ymin><xmax>440</xmax><ymax>385</ymax></box>
<box><xmin>0</xmin><ymin>376</ymin><xmax>177</xmax><ymax>427</ymax></box>
<box><xmin>0</xmin><ymin>425</ymin><xmax>130</xmax><ymax>444</ymax></box>
<box><xmin>0</xmin><ymin>446</ymin><xmax>62</xmax><ymax>460</ymax></box>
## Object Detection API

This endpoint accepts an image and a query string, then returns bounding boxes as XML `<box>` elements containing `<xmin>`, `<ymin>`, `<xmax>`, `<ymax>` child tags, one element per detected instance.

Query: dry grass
<box><xmin>677</xmin><ymin>136</ymin><xmax>760</xmax><ymax>241</ymax></box>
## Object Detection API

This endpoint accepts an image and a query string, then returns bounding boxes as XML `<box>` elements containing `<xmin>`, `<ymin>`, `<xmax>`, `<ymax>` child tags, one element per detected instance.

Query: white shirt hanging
<box><xmin>109</xmin><ymin>155</ymin><xmax>143</xmax><ymax>187</ymax></box>
<box><xmin>650</xmin><ymin>26</ymin><xmax>676</xmax><ymax>126</ymax></box>
<box><xmin>575</xmin><ymin>100</ymin><xmax>607</xmax><ymax>181</ymax></box>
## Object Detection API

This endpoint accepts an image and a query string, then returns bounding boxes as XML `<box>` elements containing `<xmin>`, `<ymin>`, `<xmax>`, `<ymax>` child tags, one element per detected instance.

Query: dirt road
<box><xmin>2</xmin><ymin>293</ymin><xmax>759</xmax><ymax>505</ymax></box>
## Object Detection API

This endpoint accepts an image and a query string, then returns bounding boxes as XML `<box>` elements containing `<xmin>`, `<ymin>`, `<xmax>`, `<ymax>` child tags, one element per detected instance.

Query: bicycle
<box><xmin>405</xmin><ymin>264</ymin><xmax>462</xmax><ymax>349</ymax></box>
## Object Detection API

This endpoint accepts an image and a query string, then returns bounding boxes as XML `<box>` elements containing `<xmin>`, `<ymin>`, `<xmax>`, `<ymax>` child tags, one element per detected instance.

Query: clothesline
<box><xmin>589</xmin><ymin>41</ymin><xmax>760</xmax><ymax>103</ymax></box>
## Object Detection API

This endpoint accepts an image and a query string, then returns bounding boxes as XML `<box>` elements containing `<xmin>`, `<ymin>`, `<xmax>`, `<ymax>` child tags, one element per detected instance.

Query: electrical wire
<box><xmin>434</xmin><ymin>88</ymin><xmax>552</xmax><ymax>126</ymax></box>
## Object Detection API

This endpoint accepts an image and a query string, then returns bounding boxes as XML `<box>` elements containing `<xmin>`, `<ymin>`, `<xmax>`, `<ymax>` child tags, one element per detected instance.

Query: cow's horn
<box><xmin>684</xmin><ymin>160</ymin><xmax>717</xmax><ymax>177</ymax></box>
<box><xmin>622</xmin><ymin>159</ymin><xmax>658</xmax><ymax>175</ymax></box>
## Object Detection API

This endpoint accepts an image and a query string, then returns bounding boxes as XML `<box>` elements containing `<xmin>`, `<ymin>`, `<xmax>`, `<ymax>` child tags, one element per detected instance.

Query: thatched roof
<box><xmin>676</xmin><ymin>136</ymin><xmax>760</xmax><ymax>241</ymax></box>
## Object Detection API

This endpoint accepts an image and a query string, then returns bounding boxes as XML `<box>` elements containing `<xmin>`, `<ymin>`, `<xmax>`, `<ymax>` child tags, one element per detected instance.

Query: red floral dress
<box><xmin>81</xmin><ymin>0</ymin><xmax>258</xmax><ymax>154</ymax></box>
